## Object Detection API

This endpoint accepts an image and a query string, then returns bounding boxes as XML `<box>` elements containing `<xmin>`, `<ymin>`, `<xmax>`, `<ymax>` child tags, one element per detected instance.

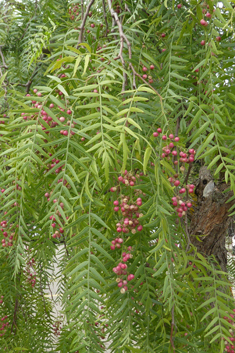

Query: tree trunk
<box><xmin>189</xmin><ymin>167</ymin><xmax>235</xmax><ymax>272</ymax></box>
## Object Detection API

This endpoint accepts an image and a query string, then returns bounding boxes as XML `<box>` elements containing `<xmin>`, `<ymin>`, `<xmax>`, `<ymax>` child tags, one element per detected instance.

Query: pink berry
<box><xmin>142</xmin><ymin>66</ymin><xmax>148</xmax><ymax>72</ymax></box>
<box><xmin>113</xmin><ymin>200</ymin><xmax>119</xmax><ymax>206</ymax></box>
<box><xmin>201</xmin><ymin>40</ymin><xmax>206</xmax><ymax>46</ymax></box>
<box><xmin>216</xmin><ymin>36</ymin><xmax>221</xmax><ymax>42</ymax></box>
<box><xmin>114</xmin><ymin>207</ymin><xmax>119</xmax><ymax>212</ymax></box>
<box><xmin>187</xmin><ymin>202</ymin><xmax>192</xmax><ymax>208</ymax></box>
<box><xmin>169</xmin><ymin>134</ymin><xmax>174</xmax><ymax>139</ymax></box>
<box><xmin>205</xmin><ymin>12</ymin><xmax>211</xmax><ymax>18</ymax></box>
<box><xmin>117</xmin><ymin>227</ymin><xmax>122</xmax><ymax>233</ymax></box>
<box><xmin>157</xmin><ymin>128</ymin><xmax>162</xmax><ymax>133</ymax></box>
<box><xmin>153</xmin><ymin>132</ymin><xmax>159</xmax><ymax>137</ymax></box>
<box><xmin>179</xmin><ymin>188</ymin><xmax>186</xmax><ymax>194</ymax></box>
<box><xmin>143</xmin><ymin>74</ymin><xmax>148</xmax><ymax>79</ymax></box>
<box><xmin>174</xmin><ymin>136</ymin><xmax>180</xmax><ymax>142</ymax></box>
<box><xmin>130</xmin><ymin>181</ymin><xmax>135</xmax><ymax>186</ymax></box>
<box><xmin>150</xmin><ymin>65</ymin><xmax>155</xmax><ymax>70</ymax></box>
<box><xmin>162</xmin><ymin>135</ymin><xmax>167</xmax><ymax>140</ymax></box>
<box><xmin>200</xmin><ymin>19</ymin><xmax>208</xmax><ymax>26</ymax></box>
<box><xmin>174</xmin><ymin>180</ymin><xmax>180</xmax><ymax>186</ymax></box>
<box><xmin>177</xmin><ymin>3</ymin><xmax>182</xmax><ymax>8</ymax></box>
<box><xmin>137</xmin><ymin>225</ymin><xmax>143</xmax><ymax>232</ymax></box>
<box><xmin>110</xmin><ymin>245</ymin><xmax>115</xmax><ymax>250</ymax></box>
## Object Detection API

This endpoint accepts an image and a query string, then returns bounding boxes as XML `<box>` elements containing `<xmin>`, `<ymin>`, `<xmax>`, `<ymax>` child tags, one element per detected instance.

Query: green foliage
<box><xmin>0</xmin><ymin>0</ymin><xmax>235</xmax><ymax>352</ymax></box>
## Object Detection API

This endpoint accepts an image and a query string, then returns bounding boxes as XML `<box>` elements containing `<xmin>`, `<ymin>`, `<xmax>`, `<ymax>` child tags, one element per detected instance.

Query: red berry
<box><xmin>157</xmin><ymin>128</ymin><xmax>162</xmax><ymax>133</ymax></box>
<box><xmin>201</xmin><ymin>40</ymin><xmax>206</xmax><ymax>46</ymax></box>
<box><xmin>150</xmin><ymin>65</ymin><xmax>155</xmax><ymax>70</ymax></box>
<box><xmin>153</xmin><ymin>132</ymin><xmax>159</xmax><ymax>137</ymax></box>
<box><xmin>142</xmin><ymin>66</ymin><xmax>148</xmax><ymax>72</ymax></box>
<box><xmin>162</xmin><ymin>135</ymin><xmax>167</xmax><ymax>140</ymax></box>
<box><xmin>177</xmin><ymin>4</ymin><xmax>182</xmax><ymax>8</ymax></box>
<box><xmin>216</xmin><ymin>36</ymin><xmax>221</xmax><ymax>42</ymax></box>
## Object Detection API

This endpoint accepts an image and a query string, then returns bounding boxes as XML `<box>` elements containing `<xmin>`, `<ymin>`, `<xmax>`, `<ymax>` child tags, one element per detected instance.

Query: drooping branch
<box><xmin>107</xmin><ymin>0</ymin><xmax>163</xmax><ymax>97</ymax></box>
<box><xmin>77</xmin><ymin>0</ymin><xmax>95</xmax><ymax>47</ymax></box>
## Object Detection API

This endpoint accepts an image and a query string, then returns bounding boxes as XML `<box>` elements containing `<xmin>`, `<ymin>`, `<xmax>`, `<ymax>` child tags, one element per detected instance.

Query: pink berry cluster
<box><xmin>68</xmin><ymin>3</ymin><xmax>79</xmax><ymax>18</ymax></box>
<box><xmin>0</xmin><ymin>311</ymin><xmax>9</xmax><ymax>337</ymax></box>
<box><xmin>171</xmin><ymin>183</ymin><xmax>195</xmax><ymax>218</ymax></box>
<box><xmin>0</xmin><ymin>221</ymin><xmax>14</xmax><ymax>248</ymax></box>
<box><xmin>142</xmin><ymin>65</ymin><xmax>154</xmax><ymax>83</ymax></box>
<box><xmin>111</xmin><ymin>193</ymin><xmax>143</xmax><ymax>238</ymax></box>
<box><xmin>113</xmin><ymin>248</ymin><xmax>135</xmax><ymax>294</ymax></box>
<box><xmin>224</xmin><ymin>310</ymin><xmax>235</xmax><ymax>352</ymax></box>
<box><xmin>111</xmin><ymin>170</ymin><xmax>138</xmax><ymax>188</ymax></box>
<box><xmin>46</xmin><ymin>155</ymin><xmax>65</xmax><ymax>175</ymax></box>
<box><xmin>53</xmin><ymin>319</ymin><xmax>62</xmax><ymax>336</ymax></box>
<box><xmin>25</xmin><ymin>257</ymin><xmax>37</xmax><ymax>288</ymax></box>
<box><xmin>23</xmin><ymin>90</ymin><xmax>76</xmax><ymax>138</ymax></box>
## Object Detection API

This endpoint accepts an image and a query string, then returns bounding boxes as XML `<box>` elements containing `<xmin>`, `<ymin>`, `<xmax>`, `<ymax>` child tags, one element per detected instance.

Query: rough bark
<box><xmin>189</xmin><ymin>167</ymin><xmax>235</xmax><ymax>272</ymax></box>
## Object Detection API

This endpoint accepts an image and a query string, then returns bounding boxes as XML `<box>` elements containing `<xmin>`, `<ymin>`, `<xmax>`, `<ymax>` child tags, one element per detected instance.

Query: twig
<box><xmin>185</xmin><ymin>212</ymin><xmax>191</xmax><ymax>252</ymax></box>
<box><xmin>125</xmin><ymin>4</ymin><xmax>131</xmax><ymax>13</ymax></box>
<box><xmin>17</xmin><ymin>65</ymin><xmax>39</xmax><ymax>94</ymax></box>
<box><xmin>107</xmin><ymin>0</ymin><xmax>131</xmax><ymax>91</ymax></box>
<box><xmin>81</xmin><ymin>0</ymin><xmax>84</xmax><ymax>21</ymax></box>
<box><xmin>11</xmin><ymin>298</ymin><xmax>19</xmax><ymax>333</ymax></box>
<box><xmin>102</xmin><ymin>0</ymin><xmax>109</xmax><ymax>37</ymax></box>
<box><xmin>175</xmin><ymin>116</ymin><xmax>180</xmax><ymax>137</ymax></box>
<box><xmin>39</xmin><ymin>262</ymin><xmax>50</xmax><ymax>317</ymax></box>
<box><xmin>77</xmin><ymin>0</ymin><xmax>95</xmax><ymax>47</ymax></box>
<box><xmin>0</xmin><ymin>46</ymin><xmax>8</xmax><ymax>69</ymax></box>
<box><xmin>183</xmin><ymin>164</ymin><xmax>192</xmax><ymax>185</ymax></box>
<box><xmin>170</xmin><ymin>305</ymin><xmax>176</xmax><ymax>353</ymax></box>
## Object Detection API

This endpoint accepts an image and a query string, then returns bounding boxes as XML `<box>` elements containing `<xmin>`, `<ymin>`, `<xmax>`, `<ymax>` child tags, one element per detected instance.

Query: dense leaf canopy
<box><xmin>0</xmin><ymin>0</ymin><xmax>235</xmax><ymax>352</ymax></box>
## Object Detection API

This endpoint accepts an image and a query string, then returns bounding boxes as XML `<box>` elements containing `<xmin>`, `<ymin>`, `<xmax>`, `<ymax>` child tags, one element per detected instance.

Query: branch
<box><xmin>170</xmin><ymin>305</ymin><xmax>176</xmax><ymax>353</ymax></box>
<box><xmin>102</xmin><ymin>0</ymin><xmax>109</xmax><ymax>37</ymax></box>
<box><xmin>77</xmin><ymin>0</ymin><xmax>95</xmax><ymax>47</ymax></box>
<box><xmin>16</xmin><ymin>65</ymin><xmax>39</xmax><ymax>94</ymax></box>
